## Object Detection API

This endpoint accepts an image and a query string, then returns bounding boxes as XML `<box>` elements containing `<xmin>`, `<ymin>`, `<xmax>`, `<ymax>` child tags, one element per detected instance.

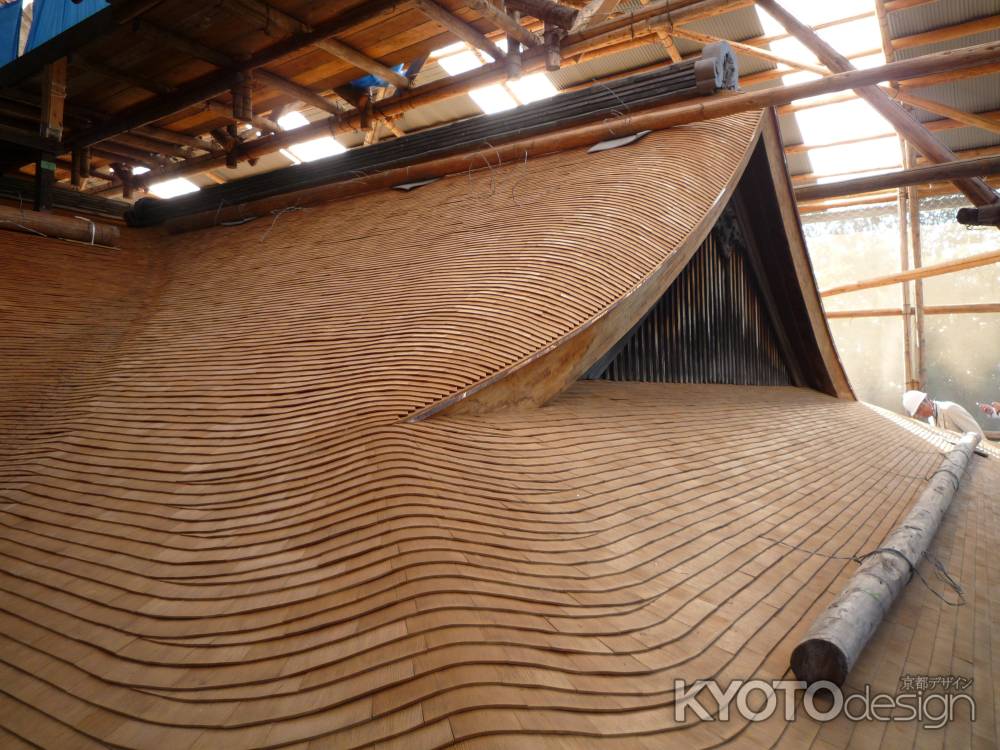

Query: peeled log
<box><xmin>791</xmin><ymin>431</ymin><xmax>980</xmax><ymax>686</ymax></box>
<box><xmin>0</xmin><ymin>205</ymin><xmax>120</xmax><ymax>246</ymax></box>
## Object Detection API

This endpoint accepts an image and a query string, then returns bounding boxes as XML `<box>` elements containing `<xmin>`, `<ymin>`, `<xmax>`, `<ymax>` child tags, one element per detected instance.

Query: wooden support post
<box><xmin>756</xmin><ymin>0</ymin><xmax>1000</xmax><ymax>208</ymax></box>
<box><xmin>34</xmin><ymin>58</ymin><xmax>67</xmax><ymax>211</ymax></box>
<box><xmin>226</xmin><ymin>123</ymin><xmax>239</xmax><ymax>169</ymax></box>
<box><xmin>506</xmin><ymin>5</ymin><xmax>523</xmax><ymax>80</ymax></box>
<box><xmin>70</xmin><ymin>146</ymin><xmax>83</xmax><ymax>188</ymax></box>
<box><xmin>896</xmin><ymin>163</ymin><xmax>915</xmax><ymax>390</ymax></box>
<box><xmin>111</xmin><ymin>163</ymin><xmax>134</xmax><ymax>199</ymax></box>
<box><xmin>906</xmin><ymin>141</ymin><xmax>926</xmax><ymax>389</ymax></box>
<box><xmin>39</xmin><ymin>58</ymin><xmax>68</xmax><ymax>142</ymax></box>
<box><xmin>80</xmin><ymin>146</ymin><xmax>91</xmax><ymax>179</ymax></box>
<box><xmin>791</xmin><ymin>432</ymin><xmax>980</xmax><ymax>687</ymax></box>
<box><xmin>232</xmin><ymin>70</ymin><xmax>253</xmax><ymax>122</ymax></box>
<box><xmin>543</xmin><ymin>22</ymin><xmax>563</xmax><ymax>71</ymax></box>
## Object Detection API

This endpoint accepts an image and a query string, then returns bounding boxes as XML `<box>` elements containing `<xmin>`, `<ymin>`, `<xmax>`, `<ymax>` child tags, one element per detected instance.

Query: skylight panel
<box><xmin>278</xmin><ymin>111</ymin><xmax>309</xmax><ymax>130</ymax></box>
<box><xmin>508</xmin><ymin>72</ymin><xmax>557</xmax><ymax>104</ymax></box>
<box><xmin>287</xmin><ymin>137</ymin><xmax>346</xmax><ymax>163</ymax></box>
<box><xmin>470</xmin><ymin>83</ymin><xmax>518</xmax><ymax>114</ymax></box>
<box><xmin>806</xmin><ymin>136</ymin><xmax>902</xmax><ymax>177</ymax></box>
<box><xmin>437</xmin><ymin>49</ymin><xmax>489</xmax><ymax>75</ymax></box>
<box><xmin>148</xmin><ymin>177</ymin><xmax>200</xmax><ymax>199</ymax></box>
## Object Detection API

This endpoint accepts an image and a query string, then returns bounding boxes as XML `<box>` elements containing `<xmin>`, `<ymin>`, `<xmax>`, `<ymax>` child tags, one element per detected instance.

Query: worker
<box><xmin>902</xmin><ymin>390</ymin><xmax>984</xmax><ymax>440</ymax></box>
<box><xmin>978</xmin><ymin>400</ymin><xmax>999</xmax><ymax>417</ymax></box>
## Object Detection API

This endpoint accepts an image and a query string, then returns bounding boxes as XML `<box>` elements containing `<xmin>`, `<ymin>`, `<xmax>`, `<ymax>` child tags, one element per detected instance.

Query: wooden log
<box><xmin>957</xmin><ymin>203</ymin><xmax>1000</xmax><ymax>227</ymax></box>
<box><xmin>791</xmin><ymin>432</ymin><xmax>980</xmax><ymax>686</ymax></box>
<box><xmin>506</xmin><ymin>0</ymin><xmax>578</xmax><ymax>29</ymax></box>
<box><xmin>313</xmin><ymin>37</ymin><xmax>413</xmax><ymax>89</ymax></box>
<box><xmin>826</xmin><ymin>303</ymin><xmax>1000</xmax><ymax>318</ymax></box>
<box><xmin>414</xmin><ymin>0</ymin><xmax>506</xmax><ymax>60</ymax></box>
<box><xmin>468</xmin><ymin>0</ymin><xmax>541</xmax><ymax>47</ymax></box>
<box><xmin>794</xmin><ymin>155</ymin><xmax>1000</xmax><ymax>201</ymax></box>
<box><xmin>821</xmin><ymin>248</ymin><xmax>1000</xmax><ymax>297</ymax></box>
<box><xmin>254</xmin><ymin>70</ymin><xmax>343</xmax><ymax>116</ymax></box>
<box><xmin>756</xmin><ymin>0</ymin><xmax>999</xmax><ymax>208</ymax></box>
<box><xmin>0</xmin><ymin>204</ymin><xmax>120</xmax><ymax>245</ymax></box>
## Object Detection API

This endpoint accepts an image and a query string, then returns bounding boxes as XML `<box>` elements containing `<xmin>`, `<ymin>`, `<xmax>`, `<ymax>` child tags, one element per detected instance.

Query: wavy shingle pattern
<box><xmin>2</xmin><ymin>110</ymin><xmax>996</xmax><ymax>748</ymax></box>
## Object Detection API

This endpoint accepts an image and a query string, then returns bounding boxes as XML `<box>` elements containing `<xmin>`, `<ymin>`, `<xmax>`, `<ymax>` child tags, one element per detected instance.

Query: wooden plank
<box><xmin>821</xmin><ymin>248</ymin><xmax>1000</xmax><ymax>297</ymax></box>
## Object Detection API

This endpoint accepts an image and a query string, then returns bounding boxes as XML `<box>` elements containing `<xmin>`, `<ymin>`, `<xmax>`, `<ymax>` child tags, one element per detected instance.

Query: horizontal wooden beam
<box><xmin>795</xmin><ymin>155</ymin><xmax>1000</xmax><ymax>202</ymax></box>
<box><xmin>826</xmin><ymin>303</ymin><xmax>1000</xmax><ymax>318</ymax></box>
<box><xmin>821</xmin><ymin>248</ymin><xmax>1000</xmax><ymax>297</ymax></box>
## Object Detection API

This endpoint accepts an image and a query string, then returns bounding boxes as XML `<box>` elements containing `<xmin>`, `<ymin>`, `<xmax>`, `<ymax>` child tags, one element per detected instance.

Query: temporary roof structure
<box><xmin>0</xmin><ymin>97</ymin><xmax>997</xmax><ymax>749</ymax></box>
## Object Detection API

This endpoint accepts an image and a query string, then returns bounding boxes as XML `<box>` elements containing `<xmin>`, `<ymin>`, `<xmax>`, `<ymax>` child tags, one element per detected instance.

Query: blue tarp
<box><xmin>0</xmin><ymin>0</ymin><xmax>22</xmax><ymax>67</ymax></box>
<box><xmin>25</xmin><ymin>0</ymin><xmax>107</xmax><ymax>52</ymax></box>
<box><xmin>349</xmin><ymin>63</ymin><xmax>407</xmax><ymax>90</ymax></box>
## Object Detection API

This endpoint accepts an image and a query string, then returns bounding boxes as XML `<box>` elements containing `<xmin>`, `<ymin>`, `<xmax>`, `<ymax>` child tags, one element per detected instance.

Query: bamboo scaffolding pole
<box><xmin>826</xmin><ymin>304</ymin><xmax>1000</xmax><ymax>318</ymax></box>
<box><xmin>906</xmin><ymin>142</ymin><xmax>926</xmax><ymax>389</ymax></box>
<box><xmin>897</xmin><ymin>162</ymin><xmax>915</xmax><ymax>389</ymax></box>
<box><xmin>791</xmin><ymin>432</ymin><xmax>981</xmax><ymax>687</ymax></box>
<box><xmin>821</xmin><ymin>248</ymin><xmax>1000</xmax><ymax>297</ymax></box>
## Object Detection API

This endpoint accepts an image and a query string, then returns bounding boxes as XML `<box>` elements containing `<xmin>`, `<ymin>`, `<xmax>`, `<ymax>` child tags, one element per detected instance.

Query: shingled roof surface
<box><xmin>1</xmin><ymin>110</ymin><xmax>997</xmax><ymax>749</ymax></box>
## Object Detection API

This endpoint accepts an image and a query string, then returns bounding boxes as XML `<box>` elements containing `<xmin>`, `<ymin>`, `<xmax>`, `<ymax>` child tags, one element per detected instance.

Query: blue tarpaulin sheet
<box><xmin>26</xmin><ymin>0</ymin><xmax>107</xmax><ymax>52</ymax></box>
<box><xmin>0</xmin><ymin>0</ymin><xmax>22</xmax><ymax>67</ymax></box>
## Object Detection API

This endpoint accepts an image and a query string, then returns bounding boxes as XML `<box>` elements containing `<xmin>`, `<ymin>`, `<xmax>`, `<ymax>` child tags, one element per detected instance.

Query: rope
<box><xmin>74</xmin><ymin>216</ymin><xmax>96</xmax><ymax>245</ymax></box>
<box><xmin>764</xmin><ymin>537</ymin><xmax>966</xmax><ymax>606</ymax></box>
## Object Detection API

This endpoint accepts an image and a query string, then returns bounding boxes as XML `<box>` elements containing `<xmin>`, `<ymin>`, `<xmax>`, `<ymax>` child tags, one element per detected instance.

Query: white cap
<box><xmin>902</xmin><ymin>390</ymin><xmax>927</xmax><ymax>416</ymax></box>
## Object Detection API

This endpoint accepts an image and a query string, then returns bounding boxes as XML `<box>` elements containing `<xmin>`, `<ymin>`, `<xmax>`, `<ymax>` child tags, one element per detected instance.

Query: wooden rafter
<box><xmin>891</xmin><ymin>13</ymin><xmax>1000</xmax><ymax>51</ymax></box>
<box><xmin>413</xmin><ymin>0</ymin><xmax>506</xmax><ymax>61</ymax></box>
<box><xmin>891</xmin><ymin>91</ymin><xmax>1000</xmax><ymax>136</ymax></box>
<box><xmin>755</xmin><ymin>0</ymin><xmax>999</xmax><ymax>207</ymax></box>
<box><xmin>669</xmin><ymin>26</ymin><xmax>829</xmax><ymax>75</ymax></box>
<box><xmin>254</xmin><ymin>70</ymin><xmax>343</xmax><ymax>117</ymax></box>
